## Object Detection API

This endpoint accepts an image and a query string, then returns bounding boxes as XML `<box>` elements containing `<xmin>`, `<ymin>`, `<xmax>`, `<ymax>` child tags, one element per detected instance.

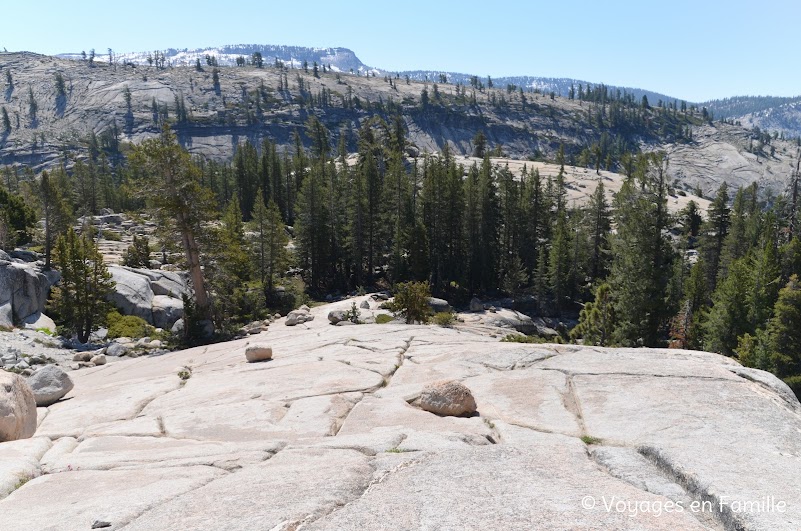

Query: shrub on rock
<box><xmin>390</xmin><ymin>282</ymin><xmax>433</xmax><ymax>324</ymax></box>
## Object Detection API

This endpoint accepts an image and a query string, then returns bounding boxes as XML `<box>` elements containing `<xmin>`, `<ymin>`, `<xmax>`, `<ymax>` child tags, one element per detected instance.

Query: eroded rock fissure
<box><xmin>637</xmin><ymin>445</ymin><xmax>746</xmax><ymax>531</ymax></box>
<box><xmin>332</xmin><ymin>336</ymin><xmax>414</xmax><ymax>437</ymax></box>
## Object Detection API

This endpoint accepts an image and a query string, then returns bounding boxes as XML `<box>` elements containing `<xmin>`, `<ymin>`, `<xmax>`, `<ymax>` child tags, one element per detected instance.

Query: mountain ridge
<box><xmin>53</xmin><ymin>43</ymin><xmax>801</xmax><ymax>112</ymax></box>
<box><xmin>1</xmin><ymin>50</ymin><xmax>798</xmax><ymax>199</ymax></box>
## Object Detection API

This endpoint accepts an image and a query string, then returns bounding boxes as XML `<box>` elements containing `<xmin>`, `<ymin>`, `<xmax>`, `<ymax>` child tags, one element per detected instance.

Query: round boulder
<box><xmin>419</xmin><ymin>380</ymin><xmax>477</xmax><ymax>417</ymax></box>
<box><xmin>328</xmin><ymin>310</ymin><xmax>347</xmax><ymax>324</ymax></box>
<box><xmin>427</xmin><ymin>297</ymin><xmax>452</xmax><ymax>314</ymax></box>
<box><xmin>469</xmin><ymin>297</ymin><xmax>484</xmax><ymax>312</ymax></box>
<box><xmin>26</xmin><ymin>365</ymin><xmax>75</xmax><ymax>406</ymax></box>
<box><xmin>245</xmin><ymin>344</ymin><xmax>273</xmax><ymax>363</ymax></box>
<box><xmin>0</xmin><ymin>371</ymin><xmax>37</xmax><ymax>441</ymax></box>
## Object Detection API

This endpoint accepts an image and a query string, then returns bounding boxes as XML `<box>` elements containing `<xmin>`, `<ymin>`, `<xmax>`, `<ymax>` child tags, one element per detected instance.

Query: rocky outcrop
<box><xmin>285</xmin><ymin>307</ymin><xmax>314</xmax><ymax>326</ymax></box>
<box><xmin>0</xmin><ymin>372</ymin><xmax>36</xmax><ymax>442</ymax></box>
<box><xmin>26</xmin><ymin>365</ymin><xmax>74</xmax><ymax>407</ymax></box>
<box><xmin>1</xmin><ymin>298</ymin><xmax>800</xmax><ymax>529</ymax></box>
<box><xmin>107</xmin><ymin>266</ymin><xmax>189</xmax><ymax>329</ymax></box>
<box><xmin>0</xmin><ymin>258</ymin><xmax>51</xmax><ymax>330</ymax></box>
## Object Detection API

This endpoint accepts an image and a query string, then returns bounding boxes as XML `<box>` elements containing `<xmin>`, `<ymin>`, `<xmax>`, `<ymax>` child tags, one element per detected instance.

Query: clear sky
<box><xmin>2</xmin><ymin>0</ymin><xmax>799</xmax><ymax>102</ymax></box>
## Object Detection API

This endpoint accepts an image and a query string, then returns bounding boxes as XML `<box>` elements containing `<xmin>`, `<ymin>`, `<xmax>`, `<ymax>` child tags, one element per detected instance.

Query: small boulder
<box><xmin>427</xmin><ymin>297</ymin><xmax>451</xmax><ymax>314</ymax></box>
<box><xmin>170</xmin><ymin>319</ymin><xmax>185</xmax><ymax>335</ymax></box>
<box><xmin>91</xmin><ymin>354</ymin><xmax>107</xmax><ymax>366</ymax></box>
<box><xmin>73</xmin><ymin>352</ymin><xmax>92</xmax><ymax>362</ymax></box>
<box><xmin>299</xmin><ymin>304</ymin><xmax>311</xmax><ymax>312</ymax></box>
<box><xmin>245</xmin><ymin>344</ymin><xmax>273</xmax><ymax>363</ymax></box>
<box><xmin>26</xmin><ymin>365</ymin><xmax>74</xmax><ymax>406</ymax></box>
<box><xmin>285</xmin><ymin>309</ymin><xmax>314</xmax><ymax>326</ymax></box>
<box><xmin>469</xmin><ymin>297</ymin><xmax>484</xmax><ymax>312</ymax></box>
<box><xmin>419</xmin><ymin>380</ymin><xmax>477</xmax><ymax>417</ymax></box>
<box><xmin>328</xmin><ymin>310</ymin><xmax>347</xmax><ymax>324</ymax></box>
<box><xmin>0</xmin><ymin>372</ymin><xmax>37</xmax><ymax>441</ymax></box>
<box><xmin>105</xmin><ymin>343</ymin><xmax>129</xmax><ymax>357</ymax></box>
<box><xmin>360</xmin><ymin>300</ymin><xmax>370</xmax><ymax>309</ymax></box>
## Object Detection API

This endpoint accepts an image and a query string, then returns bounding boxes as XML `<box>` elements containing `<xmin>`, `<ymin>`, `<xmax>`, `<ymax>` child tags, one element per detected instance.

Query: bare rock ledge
<box><xmin>0</xmin><ymin>297</ymin><xmax>799</xmax><ymax>530</ymax></box>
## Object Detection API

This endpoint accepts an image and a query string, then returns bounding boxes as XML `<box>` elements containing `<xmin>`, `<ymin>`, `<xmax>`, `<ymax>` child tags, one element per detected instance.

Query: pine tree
<box><xmin>718</xmin><ymin>186</ymin><xmax>751</xmax><ymax>280</ymax></box>
<box><xmin>1</xmin><ymin>107</ymin><xmax>10</xmax><ymax>132</ymax></box>
<box><xmin>703</xmin><ymin>258</ymin><xmax>751</xmax><ymax>355</ymax></box>
<box><xmin>122</xmin><ymin>234</ymin><xmax>151</xmax><ymax>268</ymax></box>
<box><xmin>700</xmin><ymin>182</ymin><xmax>730</xmax><ymax>291</ymax></box>
<box><xmin>295</xmin><ymin>160</ymin><xmax>332</xmax><ymax>292</ymax></box>
<box><xmin>571</xmin><ymin>283</ymin><xmax>615</xmax><ymax>346</ymax></box>
<box><xmin>586</xmin><ymin>179</ymin><xmax>611</xmax><ymax>283</ymax></box>
<box><xmin>381</xmin><ymin>155</ymin><xmax>413</xmax><ymax>282</ymax></box>
<box><xmin>49</xmin><ymin>228</ymin><xmax>114</xmax><ymax>343</ymax></box>
<box><xmin>37</xmin><ymin>170</ymin><xmax>73</xmax><ymax>269</ymax></box>
<box><xmin>249</xmin><ymin>190</ymin><xmax>289</xmax><ymax>298</ymax></box>
<box><xmin>746</xmin><ymin>218</ymin><xmax>781</xmax><ymax>329</ymax></box>
<box><xmin>763</xmin><ymin>275</ymin><xmax>801</xmax><ymax>377</ymax></box>
<box><xmin>27</xmin><ymin>86</ymin><xmax>37</xmax><ymax>125</ymax></box>
<box><xmin>0</xmin><ymin>186</ymin><xmax>36</xmax><ymax>248</ymax></box>
<box><xmin>129</xmin><ymin>126</ymin><xmax>216</xmax><ymax>322</ymax></box>
<box><xmin>608</xmin><ymin>154</ymin><xmax>675</xmax><ymax>346</ymax></box>
<box><xmin>548</xmin><ymin>207</ymin><xmax>572</xmax><ymax>314</ymax></box>
<box><xmin>208</xmin><ymin>197</ymin><xmax>252</xmax><ymax>324</ymax></box>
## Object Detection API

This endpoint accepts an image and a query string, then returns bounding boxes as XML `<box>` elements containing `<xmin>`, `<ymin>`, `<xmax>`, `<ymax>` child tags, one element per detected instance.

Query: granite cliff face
<box><xmin>0</xmin><ymin>297</ymin><xmax>798</xmax><ymax>530</ymax></box>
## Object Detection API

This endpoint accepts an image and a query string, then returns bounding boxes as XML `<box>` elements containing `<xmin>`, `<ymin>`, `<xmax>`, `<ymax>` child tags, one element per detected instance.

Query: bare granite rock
<box><xmin>0</xmin><ymin>298</ymin><xmax>799</xmax><ymax>529</ymax></box>
<box><xmin>0</xmin><ymin>372</ymin><xmax>37</xmax><ymax>442</ymax></box>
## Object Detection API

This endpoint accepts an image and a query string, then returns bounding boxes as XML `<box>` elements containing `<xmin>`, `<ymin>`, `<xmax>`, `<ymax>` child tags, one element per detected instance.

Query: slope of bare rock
<box><xmin>1</xmin><ymin>52</ymin><xmax>795</xmax><ymax>201</ymax></box>
<box><xmin>0</xmin><ymin>296</ymin><xmax>797</xmax><ymax>529</ymax></box>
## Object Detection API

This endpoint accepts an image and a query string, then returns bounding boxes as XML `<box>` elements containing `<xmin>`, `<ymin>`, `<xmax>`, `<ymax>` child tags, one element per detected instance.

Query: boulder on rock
<box><xmin>90</xmin><ymin>354</ymin><xmax>107</xmax><ymax>366</ymax></box>
<box><xmin>427</xmin><ymin>297</ymin><xmax>451</xmax><ymax>314</ymax></box>
<box><xmin>73</xmin><ymin>352</ymin><xmax>92</xmax><ymax>362</ymax></box>
<box><xmin>0</xmin><ymin>372</ymin><xmax>37</xmax><ymax>441</ymax></box>
<box><xmin>285</xmin><ymin>308</ymin><xmax>314</xmax><ymax>326</ymax></box>
<box><xmin>170</xmin><ymin>319</ymin><xmax>185</xmax><ymax>335</ymax></box>
<box><xmin>469</xmin><ymin>297</ymin><xmax>484</xmax><ymax>312</ymax></box>
<box><xmin>26</xmin><ymin>365</ymin><xmax>74</xmax><ymax>406</ymax></box>
<box><xmin>328</xmin><ymin>310</ymin><xmax>347</xmax><ymax>324</ymax></box>
<box><xmin>151</xmin><ymin>295</ymin><xmax>184</xmax><ymax>330</ymax></box>
<box><xmin>360</xmin><ymin>300</ymin><xmax>370</xmax><ymax>309</ymax></box>
<box><xmin>245</xmin><ymin>345</ymin><xmax>273</xmax><ymax>363</ymax></box>
<box><xmin>419</xmin><ymin>380</ymin><xmax>477</xmax><ymax>417</ymax></box>
<box><xmin>107</xmin><ymin>266</ymin><xmax>154</xmax><ymax>321</ymax></box>
<box><xmin>0</xmin><ymin>261</ymin><xmax>51</xmax><ymax>329</ymax></box>
<box><xmin>105</xmin><ymin>343</ymin><xmax>129</xmax><ymax>357</ymax></box>
<box><xmin>107</xmin><ymin>266</ymin><xmax>188</xmax><ymax>329</ymax></box>
<box><xmin>22</xmin><ymin>312</ymin><xmax>57</xmax><ymax>334</ymax></box>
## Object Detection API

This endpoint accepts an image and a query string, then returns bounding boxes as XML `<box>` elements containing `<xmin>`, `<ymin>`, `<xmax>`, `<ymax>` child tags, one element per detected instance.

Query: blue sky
<box><xmin>3</xmin><ymin>0</ymin><xmax>799</xmax><ymax>102</ymax></box>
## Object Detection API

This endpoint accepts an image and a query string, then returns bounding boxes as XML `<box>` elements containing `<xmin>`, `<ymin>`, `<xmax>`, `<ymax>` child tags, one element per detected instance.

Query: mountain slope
<box><xmin>0</xmin><ymin>52</ymin><xmax>797</xmax><ymax>198</ymax></box>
